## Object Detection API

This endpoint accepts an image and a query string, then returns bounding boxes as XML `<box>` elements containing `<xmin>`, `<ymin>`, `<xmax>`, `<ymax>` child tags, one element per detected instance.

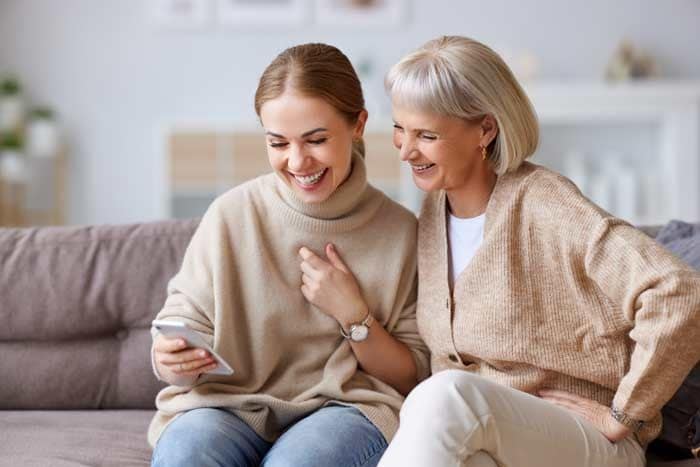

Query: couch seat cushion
<box><xmin>0</xmin><ymin>410</ymin><xmax>154</xmax><ymax>466</ymax></box>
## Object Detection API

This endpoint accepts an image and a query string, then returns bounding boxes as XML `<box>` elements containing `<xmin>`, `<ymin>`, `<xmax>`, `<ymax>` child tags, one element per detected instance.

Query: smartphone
<box><xmin>151</xmin><ymin>320</ymin><xmax>234</xmax><ymax>376</ymax></box>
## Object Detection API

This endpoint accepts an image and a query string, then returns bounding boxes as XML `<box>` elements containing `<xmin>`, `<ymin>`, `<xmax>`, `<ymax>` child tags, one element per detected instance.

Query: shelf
<box><xmin>160</xmin><ymin>81</ymin><xmax>700</xmax><ymax>225</ymax></box>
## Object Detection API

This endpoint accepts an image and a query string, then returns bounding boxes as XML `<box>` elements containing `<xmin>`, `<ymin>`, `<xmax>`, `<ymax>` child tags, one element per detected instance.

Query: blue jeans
<box><xmin>151</xmin><ymin>405</ymin><xmax>387</xmax><ymax>467</ymax></box>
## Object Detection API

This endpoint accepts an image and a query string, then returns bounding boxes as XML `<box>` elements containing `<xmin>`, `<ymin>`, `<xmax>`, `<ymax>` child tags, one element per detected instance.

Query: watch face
<box><xmin>350</xmin><ymin>324</ymin><xmax>369</xmax><ymax>342</ymax></box>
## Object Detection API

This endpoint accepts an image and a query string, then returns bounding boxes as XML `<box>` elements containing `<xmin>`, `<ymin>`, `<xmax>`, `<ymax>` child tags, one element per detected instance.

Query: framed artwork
<box><xmin>216</xmin><ymin>0</ymin><xmax>307</xmax><ymax>26</ymax></box>
<box><xmin>313</xmin><ymin>0</ymin><xmax>406</xmax><ymax>27</ymax></box>
<box><xmin>152</xmin><ymin>0</ymin><xmax>210</xmax><ymax>29</ymax></box>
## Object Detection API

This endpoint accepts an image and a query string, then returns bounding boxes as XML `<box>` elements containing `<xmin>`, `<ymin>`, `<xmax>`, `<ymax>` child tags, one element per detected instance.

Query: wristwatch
<box><xmin>610</xmin><ymin>406</ymin><xmax>645</xmax><ymax>432</ymax></box>
<box><xmin>340</xmin><ymin>311</ymin><xmax>374</xmax><ymax>342</ymax></box>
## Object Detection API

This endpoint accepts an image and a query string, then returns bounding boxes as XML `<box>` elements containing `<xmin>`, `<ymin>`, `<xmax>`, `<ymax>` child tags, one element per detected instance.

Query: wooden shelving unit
<box><xmin>0</xmin><ymin>151</ymin><xmax>67</xmax><ymax>227</ymax></box>
<box><xmin>160</xmin><ymin>81</ymin><xmax>700</xmax><ymax>225</ymax></box>
<box><xmin>162</xmin><ymin>125</ymin><xmax>412</xmax><ymax>219</ymax></box>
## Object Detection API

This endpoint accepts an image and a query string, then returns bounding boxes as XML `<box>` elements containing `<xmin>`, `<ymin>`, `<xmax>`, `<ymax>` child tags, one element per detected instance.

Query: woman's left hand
<box><xmin>299</xmin><ymin>244</ymin><xmax>368</xmax><ymax>327</ymax></box>
<box><xmin>538</xmin><ymin>389</ymin><xmax>632</xmax><ymax>443</ymax></box>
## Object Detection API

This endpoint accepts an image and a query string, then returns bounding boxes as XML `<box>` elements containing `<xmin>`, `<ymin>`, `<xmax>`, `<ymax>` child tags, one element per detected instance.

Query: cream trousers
<box><xmin>378</xmin><ymin>370</ymin><xmax>646</xmax><ymax>467</ymax></box>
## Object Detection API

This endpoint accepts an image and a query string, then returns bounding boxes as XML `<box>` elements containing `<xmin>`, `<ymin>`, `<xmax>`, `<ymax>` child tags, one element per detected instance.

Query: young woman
<box><xmin>378</xmin><ymin>36</ymin><xmax>700</xmax><ymax>467</ymax></box>
<box><xmin>148</xmin><ymin>43</ymin><xmax>429</xmax><ymax>467</ymax></box>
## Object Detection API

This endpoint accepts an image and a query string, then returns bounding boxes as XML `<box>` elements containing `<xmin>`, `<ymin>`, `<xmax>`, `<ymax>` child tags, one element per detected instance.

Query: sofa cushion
<box><xmin>0</xmin><ymin>219</ymin><xmax>199</xmax><ymax>409</ymax></box>
<box><xmin>651</xmin><ymin>220</ymin><xmax>700</xmax><ymax>459</ymax></box>
<box><xmin>656</xmin><ymin>220</ymin><xmax>700</xmax><ymax>270</ymax></box>
<box><xmin>0</xmin><ymin>410</ymin><xmax>153</xmax><ymax>466</ymax></box>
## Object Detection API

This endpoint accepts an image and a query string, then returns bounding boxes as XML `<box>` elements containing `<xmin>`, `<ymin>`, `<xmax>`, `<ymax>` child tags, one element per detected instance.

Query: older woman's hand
<box><xmin>298</xmin><ymin>244</ymin><xmax>368</xmax><ymax>328</ymax></box>
<box><xmin>538</xmin><ymin>389</ymin><xmax>632</xmax><ymax>443</ymax></box>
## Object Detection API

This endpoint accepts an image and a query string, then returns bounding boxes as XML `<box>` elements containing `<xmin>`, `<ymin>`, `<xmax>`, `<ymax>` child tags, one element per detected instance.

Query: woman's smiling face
<box><xmin>391</xmin><ymin>101</ymin><xmax>485</xmax><ymax>194</ymax></box>
<box><xmin>260</xmin><ymin>91</ymin><xmax>366</xmax><ymax>204</ymax></box>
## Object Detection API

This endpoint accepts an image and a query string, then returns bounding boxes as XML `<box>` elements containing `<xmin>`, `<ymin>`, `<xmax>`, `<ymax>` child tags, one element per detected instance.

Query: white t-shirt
<box><xmin>448</xmin><ymin>212</ymin><xmax>485</xmax><ymax>287</ymax></box>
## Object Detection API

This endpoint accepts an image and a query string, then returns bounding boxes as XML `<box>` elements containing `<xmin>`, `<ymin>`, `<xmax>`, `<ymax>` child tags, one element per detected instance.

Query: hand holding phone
<box><xmin>151</xmin><ymin>320</ymin><xmax>234</xmax><ymax>377</ymax></box>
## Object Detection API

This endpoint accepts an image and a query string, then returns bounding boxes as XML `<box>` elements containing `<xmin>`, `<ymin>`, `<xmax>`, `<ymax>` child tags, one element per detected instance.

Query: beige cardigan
<box><xmin>148</xmin><ymin>153</ymin><xmax>430</xmax><ymax>447</ymax></box>
<box><xmin>417</xmin><ymin>162</ymin><xmax>700</xmax><ymax>446</ymax></box>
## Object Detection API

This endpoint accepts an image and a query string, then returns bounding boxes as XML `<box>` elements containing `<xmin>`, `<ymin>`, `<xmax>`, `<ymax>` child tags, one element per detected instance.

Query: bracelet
<box><xmin>610</xmin><ymin>407</ymin><xmax>645</xmax><ymax>432</ymax></box>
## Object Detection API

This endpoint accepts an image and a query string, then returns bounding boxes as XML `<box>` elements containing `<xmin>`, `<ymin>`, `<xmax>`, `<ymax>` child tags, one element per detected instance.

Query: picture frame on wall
<box><xmin>216</xmin><ymin>0</ymin><xmax>307</xmax><ymax>27</ymax></box>
<box><xmin>152</xmin><ymin>0</ymin><xmax>210</xmax><ymax>29</ymax></box>
<box><xmin>313</xmin><ymin>0</ymin><xmax>406</xmax><ymax>27</ymax></box>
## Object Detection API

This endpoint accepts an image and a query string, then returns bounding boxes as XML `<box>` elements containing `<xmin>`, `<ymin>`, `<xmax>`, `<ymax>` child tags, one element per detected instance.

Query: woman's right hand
<box><xmin>153</xmin><ymin>334</ymin><xmax>218</xmax><ymax>386</ymax></box>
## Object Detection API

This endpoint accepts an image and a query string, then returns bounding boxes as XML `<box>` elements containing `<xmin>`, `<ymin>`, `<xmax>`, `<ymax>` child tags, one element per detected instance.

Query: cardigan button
<box><xmin>448</xmin><ymin>353</ymin><xmax>459</xmax><ymax>362</ymax></box>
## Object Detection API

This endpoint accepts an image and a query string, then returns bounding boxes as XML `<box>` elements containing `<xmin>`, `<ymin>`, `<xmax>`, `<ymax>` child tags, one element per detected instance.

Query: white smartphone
<box><xmin>151</xmin><ymin>320</ymin><xmax>234</xmax><ymax>376</ymax></box>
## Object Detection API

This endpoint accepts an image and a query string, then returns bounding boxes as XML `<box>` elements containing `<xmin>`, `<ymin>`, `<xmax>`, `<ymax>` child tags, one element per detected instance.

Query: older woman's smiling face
<box><xmin>391</xmin><ymin>102</ymin><xmax>486</xmax><ymax>194</ymax></box>
<box><xmin>260</xmin><ymin>91</ymin><xmax>366</xmax><ymax>204</ymax></box>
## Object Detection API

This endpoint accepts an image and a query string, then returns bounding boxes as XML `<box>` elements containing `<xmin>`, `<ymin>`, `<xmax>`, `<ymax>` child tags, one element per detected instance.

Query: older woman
<box><xmin>378</xmin><ymin>35</ymin><xmax>700</xmax><ymax>467</ymax></box>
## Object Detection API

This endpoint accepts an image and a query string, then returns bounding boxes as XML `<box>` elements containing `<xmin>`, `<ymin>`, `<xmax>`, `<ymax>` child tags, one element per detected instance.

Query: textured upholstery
<box><xmin>0</xmin><ymin>410</ymin><xmax>154</xmax><ymax>466</ymax></box>
<box><xmin>0</xmin><ymin>219</ymin><xmax>695</xmax><ymax>466</ymax></box>
<box><xmin>0</xmin><ymin>219</ymin><xmax>199</xmax><ymax>409</ymax></box>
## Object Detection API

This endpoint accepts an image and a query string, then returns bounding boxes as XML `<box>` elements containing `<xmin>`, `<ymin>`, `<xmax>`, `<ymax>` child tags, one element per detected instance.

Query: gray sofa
<box><xmin>0</xmin><ymin>219</ymin><xmax>696</xmax><ymax>466</ymax></box>
<box><xmin>0</xmin><ymin>220</ymin><xmax>198</xmax><ymax>466</ymax></box>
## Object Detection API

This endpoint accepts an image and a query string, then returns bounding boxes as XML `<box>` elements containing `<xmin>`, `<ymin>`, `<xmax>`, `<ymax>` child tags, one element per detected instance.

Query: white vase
<box><xmin>614</xmin><ymin>163</ymin><xmax>639</xmax><ymax>222</ymax></box>
<box><xmin>27</xmin><ymin>118</ymin><xmax>60</xmax><ymax>158</ymax></box>
<box><xmin>0</xmin><ymin>149</ymin><xmax>28</xmax><ymax>182</ymax></box>
<box><xmin>563</xmin><ymin>151</ymin><xmax>588</xmax><ymax>194</ymax></box>
<box><xmin>589</xmin><ymin>173</ymin><xmax>613</xmax><ymax>211</ymax></box>
<box><xmin>0</xmin><ymin>95</ymin><xmax>25</xmax><ymax>132</ymax></box>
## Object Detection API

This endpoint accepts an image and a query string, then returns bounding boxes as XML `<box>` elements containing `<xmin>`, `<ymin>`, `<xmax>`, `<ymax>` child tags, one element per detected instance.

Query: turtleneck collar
<box><xmin>273</xmin><ymin>149</ymin><xmax>369</xmax><ymax>221</ymax></box>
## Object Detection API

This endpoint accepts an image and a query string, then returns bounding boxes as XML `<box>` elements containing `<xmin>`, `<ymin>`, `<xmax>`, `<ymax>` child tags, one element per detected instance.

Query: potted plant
<box><xmin>0</xmin><ymin>132</ymin><xmax>27</xmax><ymax>182</ymax></box>
<box><xmin>27</xmin><ymin>107</ymin><xmax>60</xmax><ymax>159</ymax></box>
<box><xmin>0</xmin><ymin>77</ymin><xmax>25</xmax><ymax>133</ymax></box>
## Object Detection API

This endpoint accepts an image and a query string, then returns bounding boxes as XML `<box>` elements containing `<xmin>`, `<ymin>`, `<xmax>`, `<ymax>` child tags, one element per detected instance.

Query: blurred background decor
<box><xmin>1</xmin><ymin>0</ymin><xmax>699</xmax><ymax>227</ymax></box>
<box><xmin>153</xmin><ymin>0</ymin><xmax>210</xmax><ymax>29</ymax></box>
<box><xmin>606</xmin><ymin>39</ymin><xmax>657</xmax><ymax>82</ymax></box>
<box><xmin>0</xmin><ymin>76</ymin><xmax>66</xmax><ymax>227</ymax></box>
<box><xmin>217</xmin><ymin>0</ymin><xmax>307</xmax><ymax>27</ymax></box>
<box><xmin>314</xmin><ymin>0</ymin><xmax>405</xmax><ymax>27</ymax></box>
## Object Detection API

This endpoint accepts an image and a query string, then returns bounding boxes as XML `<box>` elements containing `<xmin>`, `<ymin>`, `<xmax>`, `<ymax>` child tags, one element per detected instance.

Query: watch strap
<box><xmin>361</xmin><ymin>312</ymin><xmax>374</xmax><ymax>328</ymax></box>
<box><xmin>610</xmin><ymin>406</ymin><xmax>645</xmax><ymax>432</ymax></box>
<box><xmin>340</xmin><ymin>310</ymin><xmax>373</xmax><ymax>340</ymax></box>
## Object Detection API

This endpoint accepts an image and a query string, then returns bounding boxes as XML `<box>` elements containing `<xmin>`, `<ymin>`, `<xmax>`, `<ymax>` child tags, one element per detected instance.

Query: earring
<box><xmin>481</xmin><ymin>146</ymin><xmax>488</xmax><ymax>161</ymax></box>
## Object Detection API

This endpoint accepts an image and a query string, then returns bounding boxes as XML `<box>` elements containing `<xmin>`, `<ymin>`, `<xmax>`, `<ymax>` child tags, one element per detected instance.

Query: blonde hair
<box><xmin>255</xmin><ymin>43</ymin><xmax>366</xmax><ymax>158</ymax></box>
<box><xmin>385</xmin><ymin>36</ymin><xmax>539</xmax><ymax>174</ymax></box>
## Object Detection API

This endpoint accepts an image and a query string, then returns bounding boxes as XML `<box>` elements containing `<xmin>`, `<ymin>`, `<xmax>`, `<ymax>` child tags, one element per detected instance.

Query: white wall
<box><xmin>1</xmin><ymin>0</ymin><xmax>699</xmax><ymax>224</ymax></box>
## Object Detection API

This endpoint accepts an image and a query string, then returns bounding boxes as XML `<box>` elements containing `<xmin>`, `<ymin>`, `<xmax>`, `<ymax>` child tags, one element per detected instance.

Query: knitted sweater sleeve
<box><xmin>387</xmin><ymin>274</ymin><xmax>431</xmax><ymax>383</ymax></box>
<box><xmin>585</xmin><ymin>217</ymin><xmax>700</xmax><ymax>420</ymax></box>
<box><xmin>150</xmin><ymin>199</ymin><xmax>228</xmax><ymax>380</ymax></box>
<box><xmin>380</xmin><ymin>220</ymin><xmax>431</xmax><ymax>383</ymax></box>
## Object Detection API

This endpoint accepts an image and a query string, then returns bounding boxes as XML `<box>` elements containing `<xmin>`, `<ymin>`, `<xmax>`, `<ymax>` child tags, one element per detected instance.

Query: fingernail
<box><xmin>199</xmin><ymin>350</ymin><xmax>206</xmax><ymax>357</ymax></box>
<box><xmin>178</xmin><ymin>340</ymin><xmax>186</xmax><ymax>347</ymax></box>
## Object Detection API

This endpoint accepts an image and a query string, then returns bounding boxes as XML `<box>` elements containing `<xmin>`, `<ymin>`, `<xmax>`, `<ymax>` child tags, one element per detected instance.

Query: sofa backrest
<box><xmin>0</xmin><ymin>219</ymin><xmax>199</xmax><ymax>409</ymax></box>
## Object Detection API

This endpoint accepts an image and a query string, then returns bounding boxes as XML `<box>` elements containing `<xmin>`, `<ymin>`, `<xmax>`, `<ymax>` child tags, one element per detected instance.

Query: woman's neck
<box><xmin>445</xmin><ymin>168</ymin><xmax>497</xmax><ymax>219</ymax></box>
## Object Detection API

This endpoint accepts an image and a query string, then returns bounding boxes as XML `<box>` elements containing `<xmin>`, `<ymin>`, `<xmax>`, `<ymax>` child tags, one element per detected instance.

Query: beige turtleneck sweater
<box><xmin>148</xmin><ymin>153</ymin><xmax>429</xmax><ymax>447</ymax></box>
<box><xmin>417</xmin><ymin>162</ymin><xmax>700</xmax><ymax>446</ymax></box>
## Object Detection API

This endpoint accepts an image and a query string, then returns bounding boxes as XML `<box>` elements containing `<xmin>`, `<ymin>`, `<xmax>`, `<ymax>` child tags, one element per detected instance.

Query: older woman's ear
<box><xmin>479</xmin><ymin>114</ymin><xmax>499</xmax><ymax>148</ymax></box>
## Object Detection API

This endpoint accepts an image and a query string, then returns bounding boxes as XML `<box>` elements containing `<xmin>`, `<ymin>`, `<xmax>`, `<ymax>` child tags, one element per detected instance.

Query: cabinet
<box><xmin>161</xmin><ymin>123</ymin><xmax>412</xmax><ymax>219</ymax></box>
<box><xmin>0</xmin><ymin>151</ymin><xmax>67</xmax><ymax>226</ymax></box>
<box><xmin>527</xmin><ymin>81</ymin><xmax>700</xmax><ymax>225</ymax></box>
<box><xmin>161</xmin><ymin>81</ymin><xmax>700</xmax><ymax>225</ymax></box>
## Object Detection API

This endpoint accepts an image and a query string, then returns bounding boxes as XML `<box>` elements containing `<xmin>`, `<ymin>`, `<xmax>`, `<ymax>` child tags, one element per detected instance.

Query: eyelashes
<box><xmin>393</xmin><ymin>125</ymin><xmax>437</xmax><ymax>140</ymax></box>
<box><xmin>268</xmin><ymin>137</ymin><xmax>328</xmax><ymax>149</ymax></box>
